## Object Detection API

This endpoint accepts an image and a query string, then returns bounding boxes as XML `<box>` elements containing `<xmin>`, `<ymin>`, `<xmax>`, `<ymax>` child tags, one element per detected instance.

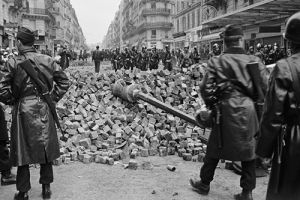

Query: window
<box><xmin>234</xmin><ymin>0</ymin><xmax>238</xmax><ymax>10</ymax></box>
<box><xmin>151</xmin><ymin>30</ymin><xmax>156</xmax><ymax>38</ymax></box>
<box><xmin>151</xmin><ymin>3</ymin><xmax>156</xmax><ymax>9</ymax></box>
<box><xmin>165</xmin><ymin>31</ymin><xmax>168</xmax><ymax>38</ymax></box>
<box><xmin>192</xmin><ymin>11</ymin><xmax>195</xmax><ymax>28</ymax></box>
<box><xmin>182</xmin><ymin>16</ymin><xmax>186</xmax><ymax>31</ymax></box>
<box><xmin>187</xmin><ymin>14</ymin><xmax>190</xmax><ymax>29</ymax></box>
<box><xmin>197</xmin><ymin>8</ymin><xmax>201</xmax><ymax>26</ymax></box>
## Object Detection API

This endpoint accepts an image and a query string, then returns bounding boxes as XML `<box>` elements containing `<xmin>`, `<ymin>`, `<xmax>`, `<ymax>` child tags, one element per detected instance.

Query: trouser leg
<box><xmin>240</xmin><ymin>159</ymin><xmax>256</xmax><ymax>191</ymax></box>
<box><xmin>95</xmin><ymin>62</ymin><xmax>100</xmax><ymax>73</ymax></box>
<box><xmin>16</xmin><ymin>165</ymin><xmax>31</xmax><ymax>192</ymax></box>
<box><xmin>0</xmin><ymin>140</ymin><xmax>11</xmax><ymax>173</ymax></box>
<box><xmin>39</xmin><ymin>162</ymin><xmax>53</xmax><ymax>185</ymax></box>
<box><xmin>200</xmin><ymin>156</ymin><xmax>219</xmax><ymax>185</ymax></box>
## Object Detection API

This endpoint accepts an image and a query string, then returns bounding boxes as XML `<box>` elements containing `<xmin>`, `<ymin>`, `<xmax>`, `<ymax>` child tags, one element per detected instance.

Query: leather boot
<box><xmin>14</xmin><ymin>192</ymin><xmax>29</xmax><ymax>200</ymax></box>
<box><xmin>189</xmin><ymin>178</ymin><xmax>210</xmax><ymax>195</ymax></box>
<box><xmin>1</xmin><ymin>170</ymin><xmax>16</xmax><ymax>186</ymax></box>
<box><xmin>42</xmin><ymin>184</ymin><xmax>52</xmax><ymax>199</ymax></box>
<box><xmin>234</xmin><ymin>190</ymin><xmax>253</xmax><ymax>200</ymax></box>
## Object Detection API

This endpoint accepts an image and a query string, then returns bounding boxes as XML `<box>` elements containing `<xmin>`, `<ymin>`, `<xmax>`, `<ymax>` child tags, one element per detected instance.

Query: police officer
<box><xmin>257</xmin><ymin>11</ymin><xmax>300</xmax><ymax>200</ymax></box>
<box><xmin>138</xmin><ymin>46</ymin><xmax>148</xmax><ymax>71</ymax></box>
<box><xmin>0</xmin><ymin>27</ymin><xmax>70</xmax><ymax>200</ymax></box>
<box><xmin>163</xmin><ymin>45</ymin><xmax>172</xmax><ymax>71</ymax></box>
<box><xmin>191</xmin><ymin>46</ymin><xmax>201</xmax><ymax>64</ymax></box>
<box><xmin>209</xmin><ymin>43</ymin><xmax>221</xmax><ymax>58</ymax></box>
<box><xmin>149</xmin><ymin>46</ymin><xmax>159</xmax><ymax>70</ymax></box>
<box><xmin>131</xmin><ymin>46</ymin><xmax>138</xmax><ymax>71</ymax></box>
<box><xmin>254</xmin><ymin>43</ymin><xmax>265</xmax><ymax>63</ymax></box>
<box><xmin>247</xmin><ymin>46</ymin><xmax>255</xmax><ymax>55</ymax></box>
<box><xmin>180</xmin><ymin>45</ymin><xmax>193</xmax><ymax>70</ymax></box>
<box><xmin>92</xmin><ymin>46</ymin><xmax>102</xmax><ymax>73</ymax></box>
<box><xmin>190</xmin><ymin>24</ymin><xmax>268</xmax><ymax>200</ymax></box>
<box><xmin>123</xmin><ymin>47</ymin><xmax>132</xmax><ymax>70</ymax></box>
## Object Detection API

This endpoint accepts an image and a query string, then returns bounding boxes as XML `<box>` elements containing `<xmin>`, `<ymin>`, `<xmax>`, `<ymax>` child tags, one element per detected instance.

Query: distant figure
<box><xmin>209</xmin><ymin>43</ymin><xmax>221</xmax><ymax>59</ymax></box>
<box><xmin>92</xmin><ymin>46</ymin><xmax>103</xmax><ymax>73</ymax></box>
<box><xmin>163</xmin><ymin>45</ymin><xmax>172</xmax><ymax>71</ymax></box>
<box><xmin>59</xmin><ymin>45</ymin><xmax>71</xmax><ymax>70</ymax></box>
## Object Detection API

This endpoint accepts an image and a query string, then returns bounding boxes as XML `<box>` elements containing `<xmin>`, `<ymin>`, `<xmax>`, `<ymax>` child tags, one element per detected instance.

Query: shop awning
<box><xmin>202</xmin><ymin>0</ymin><xmax>300</xmax><ymax>27</ymax></box>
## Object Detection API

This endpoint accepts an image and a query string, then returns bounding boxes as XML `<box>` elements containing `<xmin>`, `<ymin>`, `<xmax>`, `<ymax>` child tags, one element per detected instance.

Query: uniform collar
<box><xmin>224</xmin><ymin>47</ymin><xmax>246</xmax><ymax>54</ymax></box>
<box><xmin>18</xmin><ymin>46</ymin><xmax>36</xmax><ymax>54</ymax></box>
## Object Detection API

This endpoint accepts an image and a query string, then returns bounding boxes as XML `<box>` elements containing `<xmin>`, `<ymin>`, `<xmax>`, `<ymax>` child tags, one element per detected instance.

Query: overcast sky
<box><xmin>70</xmin><ymin>0</ymin><xmax>121</xmax><ymax>45</ymax></box>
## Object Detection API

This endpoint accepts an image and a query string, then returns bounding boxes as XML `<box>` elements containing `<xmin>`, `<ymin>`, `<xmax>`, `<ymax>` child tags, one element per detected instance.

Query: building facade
<box><xmin>103</xmin><ymin>0</ymin><xmax>175</xmax><ymax>50</ymax></box>
<box><xmin>174</xmin><ymin>0</ymin><xmax>300</xmax><ymax>59</ymax></box>
<box><xmin>0</xmin><ymin>0</ymin><xmax>25</xmax><ymax>50</ymax></box>
<box><xmin>0</xmin><ymin>0</ymin><xmax>86</xmax><ymax>55</ymax></box>
<box><xmin>104</xmin><ymin>0</ymin><xmax>300</xmax><ymax>59</ymax></box>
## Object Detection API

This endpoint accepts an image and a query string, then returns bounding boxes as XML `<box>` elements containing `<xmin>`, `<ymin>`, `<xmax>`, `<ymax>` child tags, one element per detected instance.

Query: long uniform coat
<box><xmin>201</xmin><ymin>47</ymin><xmax>268</xmax><ymax>161</ymax></box>
<box><xmin>0</xmin><ymin>104</ymin><xmax>8</xmax><ymax>141</ymax></box>
<box><xmin>59</xmin><ymin>50</ymin><xmax>71</xmax><ymax>70</ymax></box>
<box><xmin>0</xmin><ymin>46</ymin><xmax>70</xmax><ymax>167</ymax></box>
<box><xmin>256</xmin><ymin>52</ymin><xmax>300</xmax><ymax>200</ymax></box>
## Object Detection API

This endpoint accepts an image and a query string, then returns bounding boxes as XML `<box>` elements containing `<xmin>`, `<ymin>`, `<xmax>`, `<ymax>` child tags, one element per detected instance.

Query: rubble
<box><xmin>3</xmin><ymin>65</ymin><xmax>209</xmax><ymax>165</ymax></box>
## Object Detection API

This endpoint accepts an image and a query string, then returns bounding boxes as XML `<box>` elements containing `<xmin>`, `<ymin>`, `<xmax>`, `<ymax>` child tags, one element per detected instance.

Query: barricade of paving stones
<box><xmin>3</xmin><ymin>65</ymin><xmax>209</xmax><ymax>168</ymax></box>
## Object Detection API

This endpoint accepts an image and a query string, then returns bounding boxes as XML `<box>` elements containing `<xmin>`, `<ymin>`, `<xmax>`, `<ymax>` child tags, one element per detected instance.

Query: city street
<box><xmin>1</xmin><ymin>0</ymin><xmax>300</xmax><ymax>200</ymax></box>
<box><xmin>1</xmin><ymin>156</ymin><xmax>268</xmax><ymax>200</ymax></box>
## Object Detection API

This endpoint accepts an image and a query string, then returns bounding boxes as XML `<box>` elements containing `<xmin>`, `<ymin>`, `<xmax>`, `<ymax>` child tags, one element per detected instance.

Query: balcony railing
<box><xmin>172</xmin><ymin>31</ymin><xmax>186</xmax><ymax>38</ymax></box>
<box><xmin>140</xmin><ymin>0</ymin><xmax>171</xmax><ymax>4</ymax></box>
<box><xmin>123</xmin><ymin>22</ymin><xmax>172</xmax><ymax>40</ymax></box>
<box><xmin>26</xmin><ymin>8</ymin><xmax>48</xmax><ymax>15</ymax></box>
<box><xmin>139</xmin><ymin>22</ymin><xmax>173</xmax><ymax>30</ymax></box>
<box><xmin>142</xmin><ymin>8</ymin><xmax>171</xmax><ymax>16</ymax></box>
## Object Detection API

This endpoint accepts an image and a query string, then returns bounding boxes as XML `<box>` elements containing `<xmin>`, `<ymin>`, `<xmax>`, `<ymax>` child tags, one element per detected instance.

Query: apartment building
<box><xmin>173</xmin><ymin>0</ymin><xmax>300</xmax><ymax>59</ymax></box>
<box><xmin>104</xmin><ymin>0</ymin><xmax>175</xmax><ymax>50</ymax></box>
<box><xmin>0</xmin><ymin>0</ymin><xmax>24</xmax><ymax>49</ymax></box>
<box><xmin>1</xmin><ymin>0</ymin><xmax>86</xmax><ymax>55</ymax></box>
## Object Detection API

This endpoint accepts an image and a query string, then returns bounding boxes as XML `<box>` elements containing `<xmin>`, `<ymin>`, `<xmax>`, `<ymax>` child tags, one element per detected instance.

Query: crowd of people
<box><xmin>0</xmin><ymin>11</ymin><xmax>300</xmax><ymax>200</ymax></box>
<box><xmin>91</xmin><ymin>39</ymin><xmax>288</xmax><ymax>74</ymax></box>
<box><xmin>92</xmin><ymin>44</ymin><xmax>209</xmax><ymax>73</ymax></box>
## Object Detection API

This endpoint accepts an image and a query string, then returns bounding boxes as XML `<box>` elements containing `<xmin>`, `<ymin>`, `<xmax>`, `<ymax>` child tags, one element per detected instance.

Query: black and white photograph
<box><xmin>0</xmin><ymin>0</ymin><xmax>300</xmax><ymax>199</ymax></box>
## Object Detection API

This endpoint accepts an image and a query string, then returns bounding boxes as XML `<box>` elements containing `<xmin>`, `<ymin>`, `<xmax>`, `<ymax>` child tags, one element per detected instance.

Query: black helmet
<box><xmin>285</xmin><ymin>12</ymin><xmax>300</xmax><ymax>44</ymax></box>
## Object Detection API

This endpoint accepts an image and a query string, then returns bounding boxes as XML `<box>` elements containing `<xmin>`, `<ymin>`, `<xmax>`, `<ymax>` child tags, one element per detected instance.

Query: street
<box><xmin>1</xmin><ymin>156</ymin><xmax>268</xmax><ymax>200</ymax></box>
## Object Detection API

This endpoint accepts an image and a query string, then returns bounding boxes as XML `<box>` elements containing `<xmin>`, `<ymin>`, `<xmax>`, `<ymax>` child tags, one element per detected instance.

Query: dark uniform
<box><xmin>58</xmin><ymin>46</ymin><xmax>71</xmax><ymax>70</ymax></box>
<box><xmin>257</xmin><ymin>12</ymin><xmax>300</xmax><ymax>200</ymax></box>
<box><xmin>180</xmin><ymin>47</ymin><xmax>193</xmax><ymax>70</ymax></box>
<box><xmin>191</xmin><ymin>47</ymin><xmax>201</xmax><ymax>64</ymax></box>
<box><xmin>131</xmin><ymin>47</ymin><xmax>138</xmax><ymax>70</ymax></box>
<box><xmin>163</xmin><ymin>46</ymin><xmax>172</xmax><ymax>71</ymax></box>
<box><xmin>190</xmin><ymin>25</ymin><xmax>268</xmax><ymax>200</ymax></box>
<box><xmin>123</xmin><ymin>48</ymin><xmax>132</xmax><ymax>70</ymax></box>
<box><xmin>149</xmin><ymin>47</ymin><xmax>160</xmax><ymax>70</ymax></box>
<box><xmin>112</xmin><ymin>49</ymin><xmax>121</xmax><ymax>72</ymax></box>
<box><xmin>138</xmin><ymin>47</ymin><xmax>148</xmax><ymax>71</ymax></box>
<box><xmin>0</xmin><ymin>27</ymin><xmax>70</xmax><ymax>199</ymax></box>
<box><xmin>92</xmin><ymin>46</ymin><xmax>103</xmax><ymax>73</ymax></box>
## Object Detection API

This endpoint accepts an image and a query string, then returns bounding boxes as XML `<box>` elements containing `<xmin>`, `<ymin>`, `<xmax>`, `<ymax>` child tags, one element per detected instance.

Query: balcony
<box><xmin>138</xmin><ymin>22</ymin><xmax>173</xmax><ymax>31</ymax></box>
<box><xmin>27</xmin><ymin>8</ymin><xmax>47</xmax><ymax>15</ymax></box>
<box><xmin>23</xmin><ymin>8</ymin><xmax>53</xmax><ymax>21</ymax></box>
<box><xmin>140</xmin><ymin>0</ymin><xmax>171</xmax><ymax>4</ymax></box>
<box><xmin>172</xmin><ymin>31</ymin><xmax>186</xmax><ymax>38</ymax></box>
<box><xmin>123</xmin><ymin>22</ymin><xmax>172</xmax><ymax>39</ymax></box>
<box><xmin>142</xmin><ymin>8</ymin><xmax>171</xmax><ymax>16</ymax></box>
